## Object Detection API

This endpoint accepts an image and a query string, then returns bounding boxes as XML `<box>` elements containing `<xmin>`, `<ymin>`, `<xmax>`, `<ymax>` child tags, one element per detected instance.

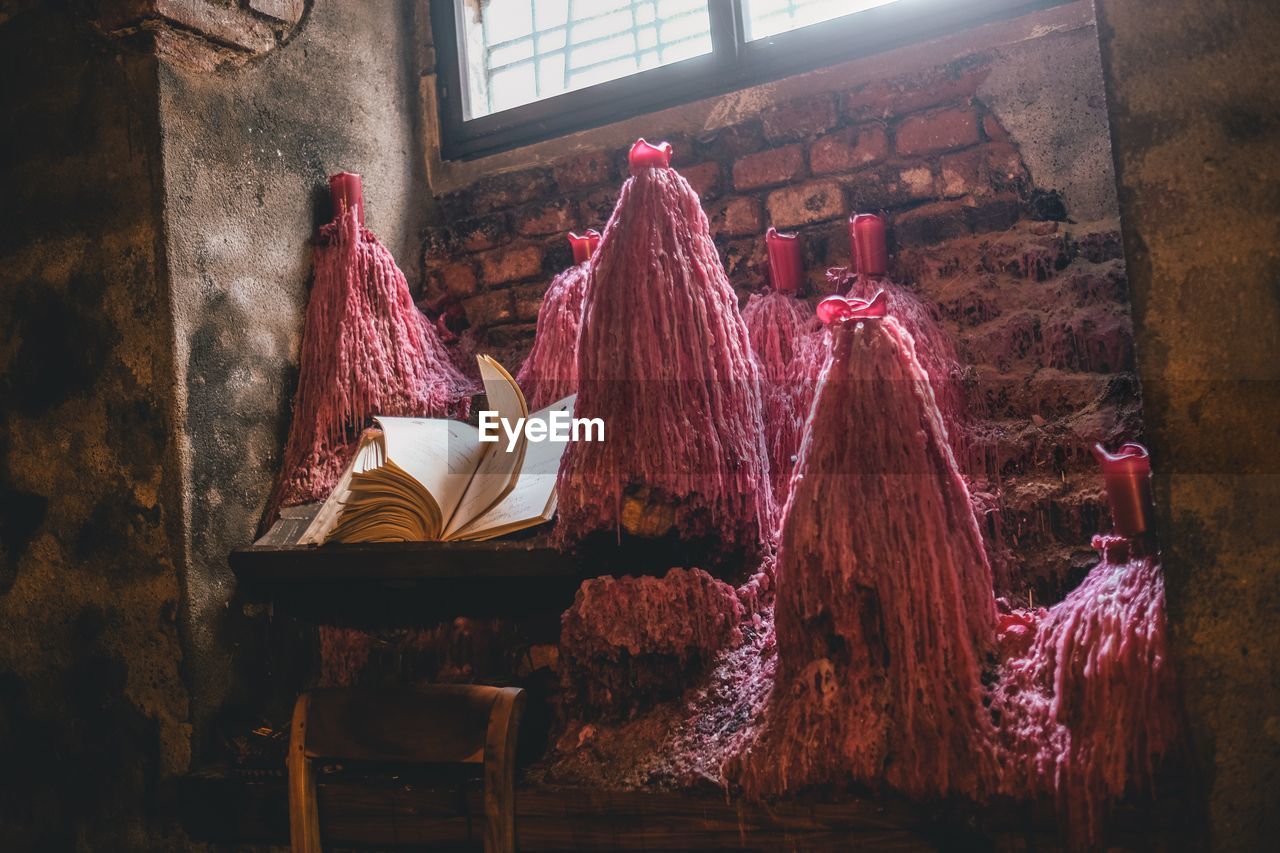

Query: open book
<box><xmin>300</xmin><ymin>356</ymin><xmax>574</xmax><ymax>544</ymax></box>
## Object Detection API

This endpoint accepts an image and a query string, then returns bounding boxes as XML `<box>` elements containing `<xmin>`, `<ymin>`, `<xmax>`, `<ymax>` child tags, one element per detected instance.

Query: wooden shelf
<box><xmin>230</xmin><ymin>506</ymin><xmax>701</xmax><ymax>622</ymax></box>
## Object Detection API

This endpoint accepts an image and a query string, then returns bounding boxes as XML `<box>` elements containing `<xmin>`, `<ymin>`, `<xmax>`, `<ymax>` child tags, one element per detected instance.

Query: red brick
<box><xmin>721</xmin><ymin>238</ymin><xmax>768</xmax><ymax>290</ymax></box>
<box><xmin>681</xmin><ymin>161</ymin><xmax>722</xmax><ymax>200</ymax></box>
<box><xmin>693</xmin><ymin>122</ymin><xmax>766</xmax><ymax>159</ymax></box>
<box><xmin>761</xmin><ymin>94</ymin><xmax>838</xmax><ymax>142</ymax></box>
<box><xmin>733</xmin><ymin>144</ymin><xmax>806</xmax><ymax>191</ymax></box>
<box><xmin>894</xmin><ymin>106</ymin><xmax>981</xmax><ymax>156</ymax></box>
<box><xmin>462</xmin><ymin>289</ymin><xmax>515</xmax><ymax>326</ymax></box>
<box><xmin>709</xmin><ymin>196</ymin><xmax>763</xmax><ymax>238</ymax></box>
<box><xmin>578</xmin><ymin>188</ymin><xmax>618</xmax><ymax>227</ymax></box>
<box><xmin>983</xmin><ymin>143</ymin><xmax>1028</xmax><ymax>194</ymax></box>
<box><xmin>766</xmin><ymin>180</ymin><xmax>845</xmax><ymax>228</ymax></box>
<box><xmin>454</xmin><ymin>214</ymin><xmax>507</xmax><ymax>253</ymax></box>
<box><xmin>843</xmin><ymin>64</ymin><xmax>988</xmax><ymax>120</ymax></box>
<box><xmin>465</xmin><ymin>167</ymin><xmax>554</xmax><ymax>214</ymax></box>
<box><xmin>553</xmin><ymin>149</ymin><xmax>615</xmax><ymax>191</ymax></box>
<box><xmin>809</xmin><ymin>124</ymin><xmax>888</xmax><ymax>175</ymax></box>
<box><xmin>842</xmin><ymin>163</ymin><xmax>935</xmax><ymax>210</ymax></box>
<box><xmin>478</xmin><ymin>243</ymin><xmax>543</xmax><ymax>285</ymax></box>
<box><xmin>441</xmin><ymin>261</ymin><xmax>478</xmax><ymax>297</ymax></box>
<box><xmin>939</xmin><ymin>147</ymin><xmax>989</xmax><ymax>198</ymax></box>
<box><xmin>983</xmin><ymin>112</ymin><xmax>1011</xmax><ymax>142</ymax></box>
<box><xmin>966</xmin><ymin>193</ymin><xmax>1021</xmax><ymax>235</ymax></box>
<box><xmin>486</xmin><ymin>323</ymin><xmax>537</xmax><ymax>349</ymax></box>
<box><xmin>892</xmin><ymin>200</ymin><xmax>970</xmax><ymax>246</ymax></box>
<box><xmin>516</xmin><ymin>197</ymin><xmax>576</xmax><ymax>236</ymax></box>
<box><xmin>513</xmin><ymin>283</ymin><xmax>548</xmax><ymax>322</ymax></box>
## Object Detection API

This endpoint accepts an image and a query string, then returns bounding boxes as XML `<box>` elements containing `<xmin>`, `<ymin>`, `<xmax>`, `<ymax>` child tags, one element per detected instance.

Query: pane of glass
<box><xmin>742</xmin><ymin>0</ymin><xmax>902</xmax><ymax>41</ymax></box>
<box><xmin>457</xmin><ymin>0</ymin><xmax>713</xmax><ymax>119</ymax></box>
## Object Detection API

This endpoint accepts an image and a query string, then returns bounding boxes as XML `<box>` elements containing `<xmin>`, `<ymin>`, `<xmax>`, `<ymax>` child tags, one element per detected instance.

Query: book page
<box><xmin>376</xmin><ymin>416</ymin><xmax>486</xmax><ymax>537</ymax></box>
<box><xmin>442</xmin><ymin>356</ymin><xmax>530</xmax><ymax>538</ymax></box>
<box><xmin>299</xmin><ymin>431</ymin><xmax>382</xmax><ymax>544</ymax></box>
<box><xmin>457</xmin><ymin>395</ymin><xmax>575</xmax><ymax>540</ymax></box>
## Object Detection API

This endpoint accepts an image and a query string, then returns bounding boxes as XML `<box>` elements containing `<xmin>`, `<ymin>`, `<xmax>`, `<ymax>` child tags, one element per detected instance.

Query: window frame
<box><xmin>432</xmin><ymin>0</ymin><xmax>1069</xmax><ymax>162</ymax></box>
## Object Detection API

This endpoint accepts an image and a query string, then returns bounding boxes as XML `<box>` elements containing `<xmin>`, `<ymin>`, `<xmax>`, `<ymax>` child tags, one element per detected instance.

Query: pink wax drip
<box><xmin>743</xmin><ymin>228</ymin><xmax>822</xmax><ymax>504</ymax></box>
<box><xmin>992</xmin><ymin>533</ymin><xmax>1182</xmax><ymax>846</ymax></box>
<box><xmin>265</xmin><ymin>176</ymin><xmax>475</xmax><ymax>520</ymax></box>
<box><xmin>516</xmin><ymin>231</ymin><xmax>599</xmax><ymax>409</ymax></box>
<box><xmin>733</xmin><ymin>315</ymin><xmax>998</xmax><ymax>800</ymax></box>
<box><xmin>554</xmin><ymin>141</ymin><xmax>774</xmax><ymax>557</ymax></box>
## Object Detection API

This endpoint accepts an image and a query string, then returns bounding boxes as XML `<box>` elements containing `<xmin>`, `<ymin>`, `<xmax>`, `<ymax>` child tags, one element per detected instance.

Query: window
<box><xmin>434</xmin><ymin>0</ymin><xmax>1066</xmax><ymax>160</ymax></box>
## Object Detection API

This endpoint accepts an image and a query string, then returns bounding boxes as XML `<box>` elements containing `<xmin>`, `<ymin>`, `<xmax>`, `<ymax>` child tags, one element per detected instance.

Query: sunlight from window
<box><xmin>742</xmin><ymin>0</ymin><xmax>902</xmax><ymax>41</ymax></box>
<box><xmin>457</xmin><ymin>0</ymin><xmax>714</xmax><ymax>119</ymax></box>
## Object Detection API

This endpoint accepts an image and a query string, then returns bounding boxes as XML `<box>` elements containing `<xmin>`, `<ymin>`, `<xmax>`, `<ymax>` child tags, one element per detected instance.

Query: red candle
<box><xmin>846</xmin><ymin>212</ymin><xmax>860</xmax><ymax>271</ymax></box>
<box><xmin>568</xmin><ymin>229</ymin><xmax>601</xmax><ymax>265</ymax></box>
<box><xmin>765</xmin><ymin>227</ymin><xmax>804</xmax><ymax>295</ymax></box>
<box><xmin>851</xmin><ymin>213</ymin><xmax>888</xmax><ymax>277</ymax></box>
<box><xmin>1092</xmin><ymin>442</ymin><xmax>1155</xmax><ymax>538</ymax></box>
<box><xmin>329</xmin><ymin>172</ymin><xmax>364</xmax><ymax>225</ymax></box>
<box><xmin>628</xmin><ymin>138</ymin><xmax>673</xmax><ymax>174</ymax></box>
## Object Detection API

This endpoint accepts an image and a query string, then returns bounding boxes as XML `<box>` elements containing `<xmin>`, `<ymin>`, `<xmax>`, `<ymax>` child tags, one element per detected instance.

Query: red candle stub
<box><xmin>1093</xmin><ymin>442</ymin><xmax>1154</xmax><ymax>538</ymax></box>
<box><xmin>851</xmin><ymin>213</ymin><xmax>888</xmax><ymax>276</ymax></box>
<box><xmin>765</xmin><ymin>227</ymin><xmax>804</xmax><ymax>295</ymax></box>
<box><xmin>329</xmin><ymin>172</ymin><xmax>364</xmax><ymax>225</ymax></box>
<box><xmin>568</xmin><ymin>230</ymin><xmax>600</xmax><ymax>265</ymax></box>
<box><xmin>628</xmin><ymin>138</ymin><xmax>673</xmax><ymax>174</ymax></box>
<box><xmin>846</xmin><ymin>212</ymin><xmax>860</xmax><ymax>271</ymax></box>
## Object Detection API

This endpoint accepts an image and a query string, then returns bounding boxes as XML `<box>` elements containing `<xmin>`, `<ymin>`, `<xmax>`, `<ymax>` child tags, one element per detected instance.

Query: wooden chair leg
<box><xmin>288</xmin><ymin>693</ymin><xmax>322</xmax><ymax>853</ymax></box>
<box><xmin>482</xmin><ymin>687</ymin><xmax>526</xmax><ymax>853</ymax></box>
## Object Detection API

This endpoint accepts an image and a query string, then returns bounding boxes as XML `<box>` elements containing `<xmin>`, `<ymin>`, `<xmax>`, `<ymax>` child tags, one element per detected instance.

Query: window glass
<box><xmin>457</xmin><ymin>0</ymin><xmax>714</xmax><ymax>119</ymax></box>
<box><xmin>742</xmin><ymin>0</ymin><xmax>901</xmax><ymax>41</ymax></box>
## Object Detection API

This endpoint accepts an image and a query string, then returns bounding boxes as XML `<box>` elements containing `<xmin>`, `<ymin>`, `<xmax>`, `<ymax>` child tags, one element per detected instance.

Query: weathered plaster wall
<box><xmin>157</xmin><ymin>0</ymin><xmax>433</xmax><ymax>753</ymax></box>
<box><xmin>0</xmin><ymin>4</ymin><xmax>190</xmax><ymax>848</ymax></box>
<box><xmin>1096</xmin><ymin>1</ymin><xmax>1280</xmax><ymax>848</ymax></box>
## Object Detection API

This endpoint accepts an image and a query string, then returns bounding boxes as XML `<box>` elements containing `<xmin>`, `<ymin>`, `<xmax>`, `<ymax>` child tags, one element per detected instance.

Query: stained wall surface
<box><xmin>157</xmin><ymin>0</ymin><xmax>433</xmax><ymax>752</ymax></box>
<box><xmin>1096</xmin><ymin>1</ymin><xmax>1280</xmax><ymax>848</ymax></box>
<box><xmin>0</xmin><ymin>5</ymin><xmax>190</xmax><ymax>848</ymax></box>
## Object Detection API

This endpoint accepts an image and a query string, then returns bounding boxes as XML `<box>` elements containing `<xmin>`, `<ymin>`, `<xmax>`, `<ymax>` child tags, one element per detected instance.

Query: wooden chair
<box><xmin>288</xmin><ymin>685</ymin><xmax>525</xmax><ymax>853</ymax></box>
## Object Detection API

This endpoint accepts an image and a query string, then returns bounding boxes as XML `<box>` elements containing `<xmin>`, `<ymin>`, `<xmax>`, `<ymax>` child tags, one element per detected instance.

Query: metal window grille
<box><xmin>462</xmin><ymin>0</ymin><xmax>713</xmax><ymax>118</ymax></box>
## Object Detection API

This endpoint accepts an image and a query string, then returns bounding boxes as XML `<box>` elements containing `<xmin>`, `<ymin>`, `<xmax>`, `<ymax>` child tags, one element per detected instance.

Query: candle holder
<box><xmin>628</xmin><ymin>138</ymin><xmax>673</xmax><ymax>174</ymax></box>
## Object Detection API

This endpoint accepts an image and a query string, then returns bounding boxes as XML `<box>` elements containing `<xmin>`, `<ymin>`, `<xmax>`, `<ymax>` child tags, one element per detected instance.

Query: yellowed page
<box><xmin>442</xmin><ymin>356</ymin><xmax>530</xmax><ymax>538</ymax></box>
<box><xmin>457</xmin><ymin>394</ymin><xmax>575</xmax><ymax>540</ymax></box>
<box><xmin>375</xmin><ymin>416</ymin><xmax>486</xmax><ymax>538</ymax></box>
<box><xmin>299</xmin><ymin>433</ymin><xmax>381</xmax><ymax>545</ymax></box>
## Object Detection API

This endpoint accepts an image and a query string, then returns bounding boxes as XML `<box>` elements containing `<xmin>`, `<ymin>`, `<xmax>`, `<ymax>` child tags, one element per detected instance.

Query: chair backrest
<box><xmin>289</xmin><ymin>684</ymin><xmax>525</xmax><ymax>853</ymax></box>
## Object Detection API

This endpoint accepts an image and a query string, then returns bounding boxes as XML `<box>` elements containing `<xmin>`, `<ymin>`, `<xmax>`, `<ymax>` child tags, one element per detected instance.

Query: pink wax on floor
<box><xmin>554</xmin><ymin>139</ymin><xmax>774</xmax><ymax>557</ymax></box>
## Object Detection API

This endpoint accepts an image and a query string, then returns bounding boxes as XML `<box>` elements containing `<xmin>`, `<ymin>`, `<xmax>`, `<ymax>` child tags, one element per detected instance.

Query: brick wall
<box><xmin>419</xmin><ymin>55</ymin><xmax>1136</xmax><ymax>602</ymax></box>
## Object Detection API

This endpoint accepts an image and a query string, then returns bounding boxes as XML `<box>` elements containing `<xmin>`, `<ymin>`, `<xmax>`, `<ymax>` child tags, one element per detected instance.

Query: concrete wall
<box><xmin>1096</xmin><ymin>0</ymin><xmax>1280</xmax><ymax>848</ymax></box>
<box><xmin>157</xmin><ymin>0</ymin><xmax>433</xmax><ymax>753</ymax></box>
<box><xmin>0</xmin><ymin>4</ymin><xmax>190</xmax><ymax>848</ymax></box>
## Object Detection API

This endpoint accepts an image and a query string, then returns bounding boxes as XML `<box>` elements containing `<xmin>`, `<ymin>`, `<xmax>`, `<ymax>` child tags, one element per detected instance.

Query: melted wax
<box><xmin>554</xmin><ymin>142</ymin><xmax>774</xmax><ymax>556</ymax></box>
<box><xmin>268</xmin><ymin>206</ymin><xmax>473</xmax><ymax>519</ymax></box>
<box><xmin>734</xmin><ymin>314</ymin><xmax>997</xmax><ymax>800</ymax></box>
<box><xmin>993</xmin><ymin>534</ymin><xmax>1182</xmax><ymax>845</ymax></box>
<box><xmin>516</xmin><ymin>233</ymin><xmax>596</xmax><ymax>409</ymax></box>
